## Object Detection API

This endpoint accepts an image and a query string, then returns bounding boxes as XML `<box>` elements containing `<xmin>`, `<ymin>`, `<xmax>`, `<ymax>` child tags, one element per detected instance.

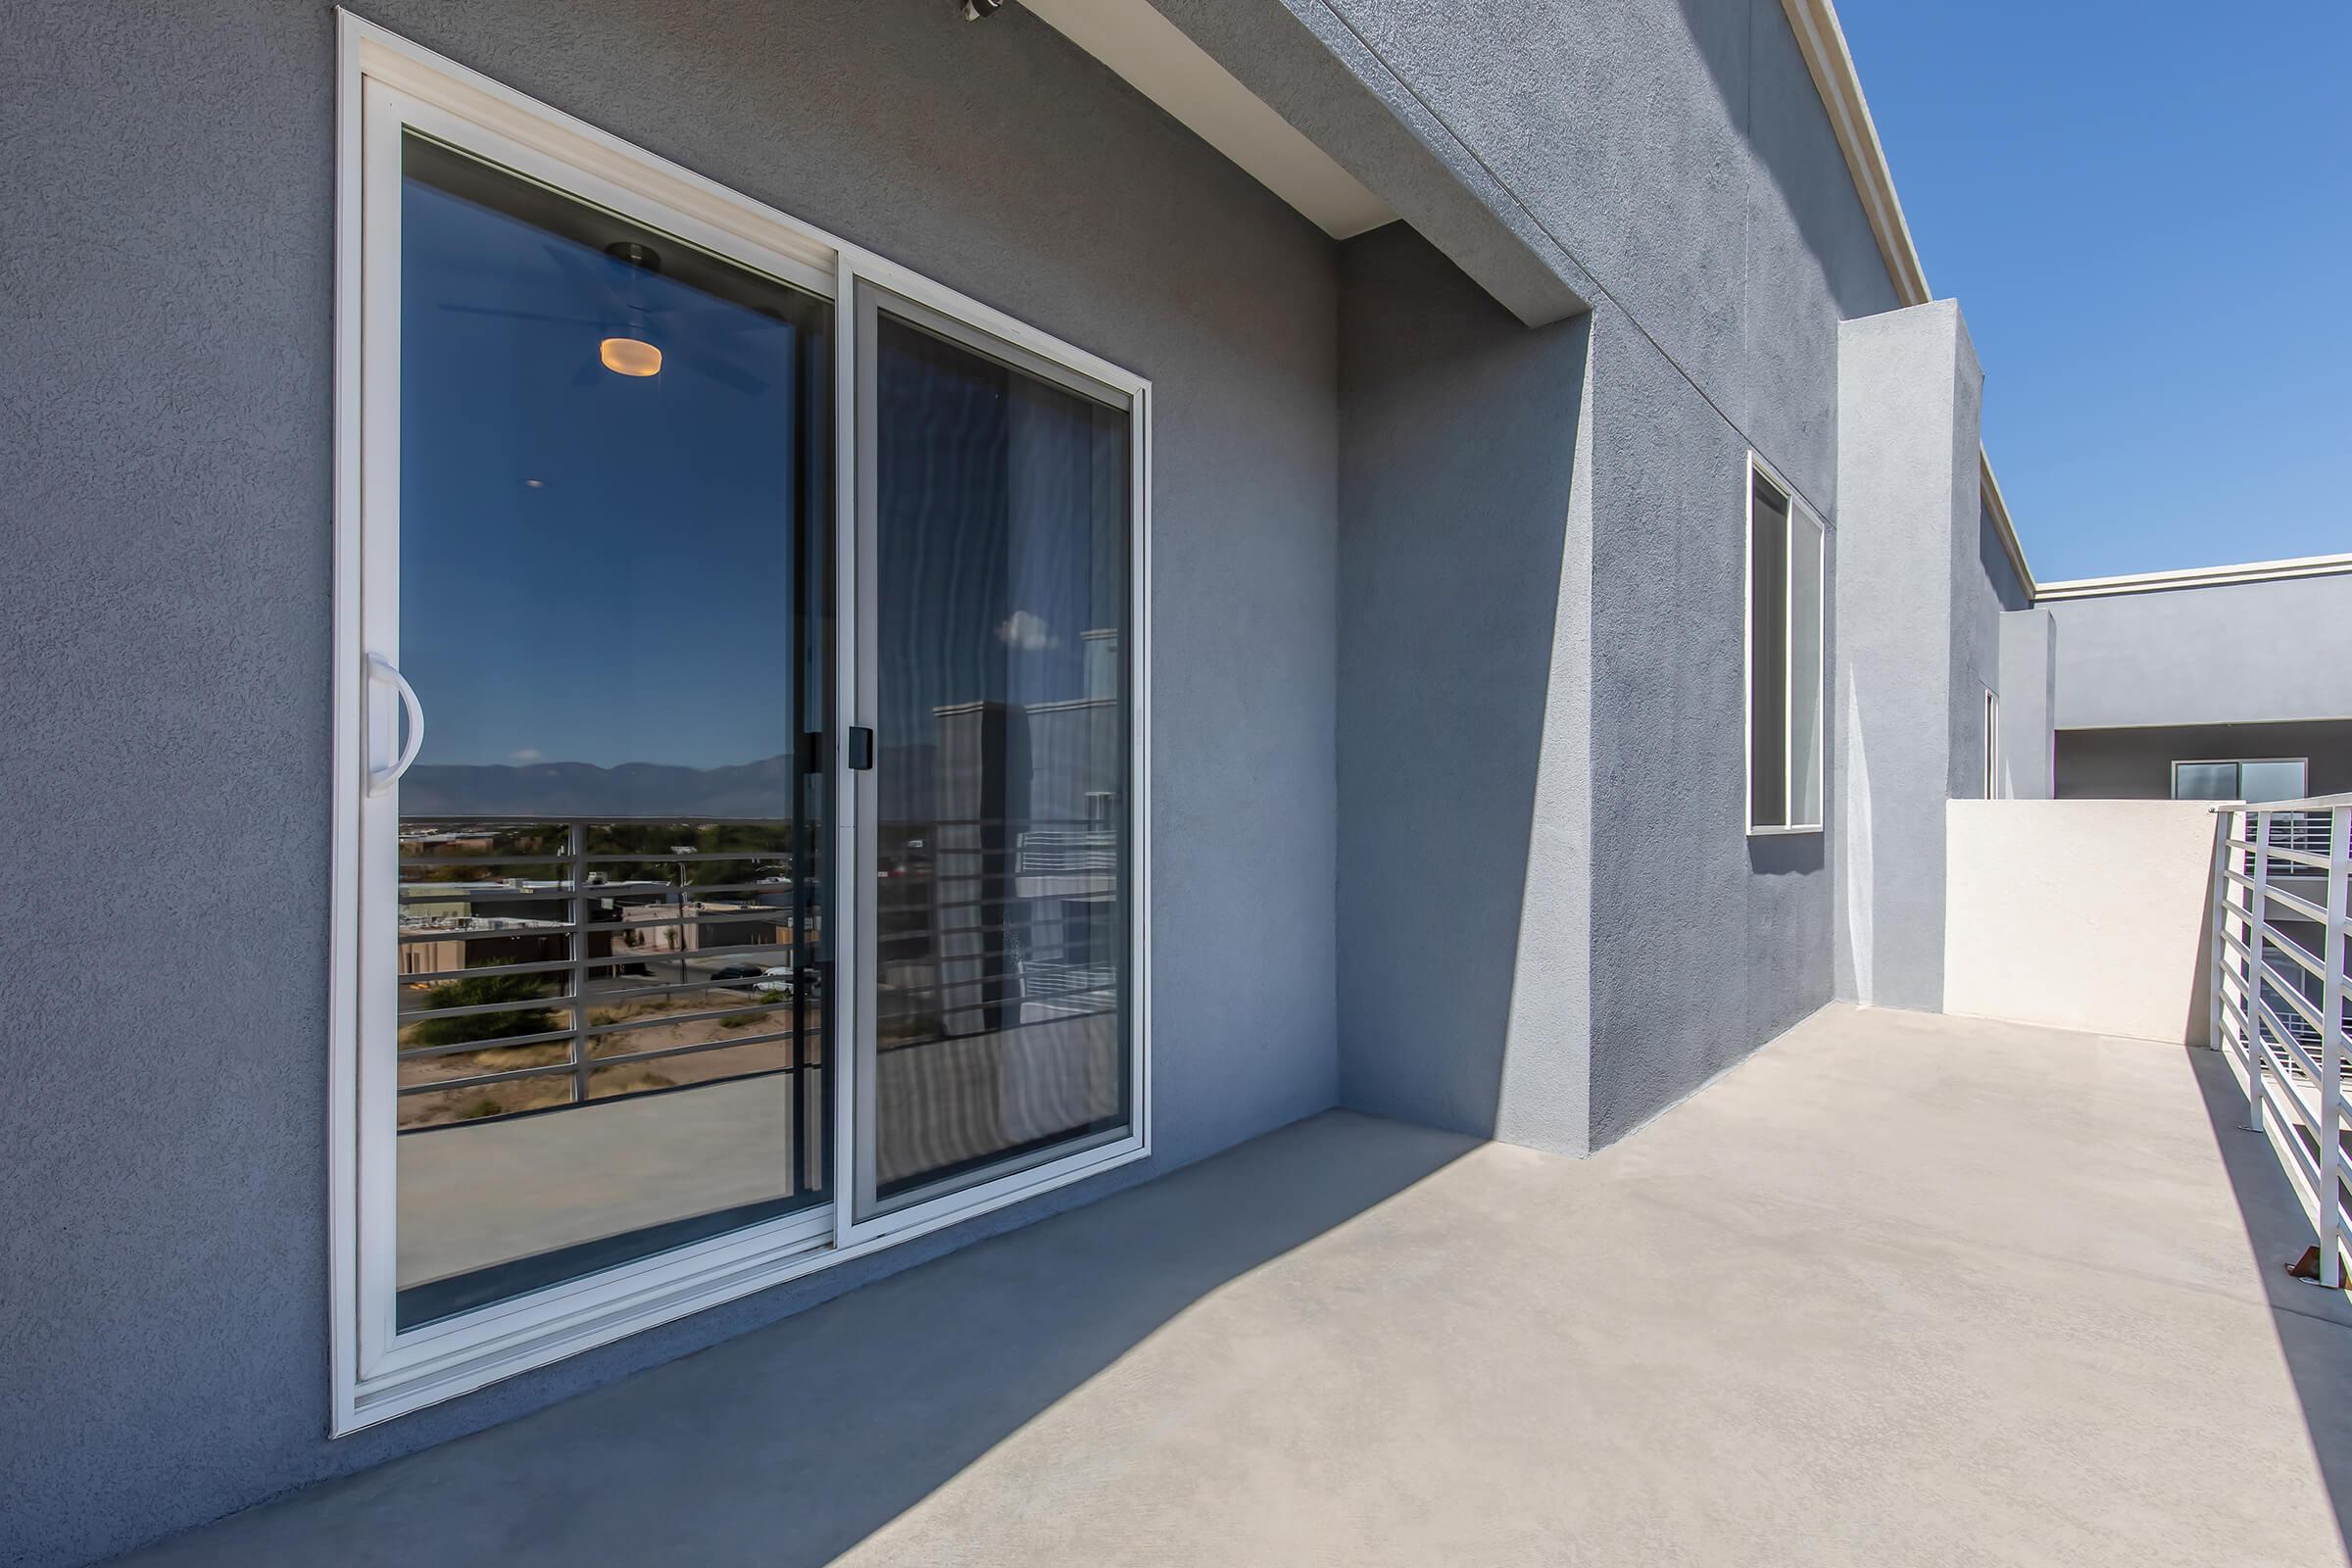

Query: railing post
<box><xmin>2322</xmin><ymin>805</ymin><xmax>2350</xmax><ymax>1289</ymax></box>
<box><xmin>2247</xmin><ymin>809</ymin><xmax>2273</xmax><ymax>1134</ymax></box>
<box><xmin>2209</xmin><ymin>810</ymin><xmax>2232</xmax><ymax>1054</ymax></box>
<box><xmin>568</xmin><ymin>820</ymin><xmax>590</xmax><ymax>1107</ymax></box>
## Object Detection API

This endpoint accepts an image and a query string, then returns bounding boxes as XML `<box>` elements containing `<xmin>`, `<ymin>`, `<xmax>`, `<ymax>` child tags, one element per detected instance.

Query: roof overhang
<box><xmin>1027</xmin><ymin>0</ymin><xmax>2049</xmax><ymax>595</ymax></box>
<box><xmin>1021</xmin><ymin>0</ymin><xmax>1393</xmax><ymax>239</ymax></box>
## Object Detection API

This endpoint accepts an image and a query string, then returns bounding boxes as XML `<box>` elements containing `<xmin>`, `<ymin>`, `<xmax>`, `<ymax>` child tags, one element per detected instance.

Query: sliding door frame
<box><xmin>332</xmin><ymin>13</ymin><xmax>1150</xmax><ymax>1436</ymax></box>
<box><xmin>831</xmin><ymin>272</ymin><xmax>1152</xmax><ymax>1250</ymax></box>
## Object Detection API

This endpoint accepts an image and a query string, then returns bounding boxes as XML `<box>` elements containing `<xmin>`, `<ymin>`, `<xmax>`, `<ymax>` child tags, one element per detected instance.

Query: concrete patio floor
<box><xmin>116</xmin><ymin>1004</ymin><xmax>2352</xmax><ymax>1565</ymax></box>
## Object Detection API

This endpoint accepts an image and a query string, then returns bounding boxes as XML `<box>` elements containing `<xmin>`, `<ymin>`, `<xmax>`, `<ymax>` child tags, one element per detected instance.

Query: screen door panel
<box><xmin>857</xmin><ymin>296</ymin><xmax>1133</xmax><ymax>1220</ymax></box>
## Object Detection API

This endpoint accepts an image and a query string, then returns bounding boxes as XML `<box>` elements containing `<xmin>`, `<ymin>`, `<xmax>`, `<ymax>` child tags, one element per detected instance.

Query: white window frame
<box><xmin>1742</xmin><ymin>453</ymin><xmax>1827</xmax><ymax>835</ymax></box>
<box><xmin>1984</xmin><ymin>687</ymin><xmax>2001</xmax><ymax>799</ymax></box>
<box><xmin>2170</xmin><ymin>758</ymin><xmax>2309</xmax><ymax>803</ymax></box>
<box><xmin>331</xmin><ymin>13</ymin><xmax>1152</xmax><ymax>1435</ymax></box>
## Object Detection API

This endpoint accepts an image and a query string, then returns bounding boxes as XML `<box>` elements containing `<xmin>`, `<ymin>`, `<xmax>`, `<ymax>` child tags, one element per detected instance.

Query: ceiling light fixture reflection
<box><xmin>599</xmin><ymin>335</ymin><xmax>662</xmax><ymax>377</ymax></box>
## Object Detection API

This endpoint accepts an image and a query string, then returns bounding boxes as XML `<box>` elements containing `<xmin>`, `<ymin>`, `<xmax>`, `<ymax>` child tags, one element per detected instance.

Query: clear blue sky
<box><xmin>1837</xmin><ymin>2</ymin><xmax>2350</xmax><ymax>582</ymax></box>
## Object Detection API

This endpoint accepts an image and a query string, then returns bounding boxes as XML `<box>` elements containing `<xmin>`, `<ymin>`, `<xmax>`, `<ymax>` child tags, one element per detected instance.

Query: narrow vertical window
<box><xmin>1984</xmin><ymin>688</ymin><xmax>2001</xmax><ymax>798</ymax></box>
<box><xmin>1747</xmin><ymin>462</ymin><xmax>1824</xmax><ymax>832</ymax></box>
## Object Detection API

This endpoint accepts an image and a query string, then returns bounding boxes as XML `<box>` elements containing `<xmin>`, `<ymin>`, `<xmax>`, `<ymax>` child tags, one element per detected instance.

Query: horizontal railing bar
<box><xmin>2267</xmin><ymin>884</ymin><xmax>2331</xmax><ymax>925</ymax></box>
<box><xmin>2266</xmin><ymin>930</ymin><xmax>2327</xmax><ymax>981</ymax></box>
<box><xmin>399</xmin><ymin>993</ymin><xmax>577</xmax><ymax>1024</ymax></box>
<box><xmin>403</xmin><ymin>1048</ymin><xmax>806</xmax><ymax>1097</ymax></box>
<box><xmin>2258</xmin><ymin>844</ymin><xmax>2334</xmax><ymax>872</ymax></box>
<box><xmin>399</xmin><ymin>922</ymin><xmax>574</xmax><ymax>944</ymax></box>
<box><xmin>397</xmin><ymin>1026</ymin><xmax>578</xmax><ymax>1060</ymax></box>
<box><xmin>587</xmin><ymin>1029</ymin><xmax>804</xmax><ymax>1071</ymax></box>
<box><xmin>2251</xmin><ymin>1050</ymin><xmax>2326</xmax><ymax>1143</ymax></box>
<box><xmin>399</xmin><ymin>956</ymin><xmax>585</xmax><ymax>986</ymax></box>
<box><xmin>2211</xmin><ymin>792</ymin><xmax>2352</xmax><ymax>814</ymax></box>
<box><xmin>586</xmin><ymin>910</ymin><xmax>799</xmax><ymax>935</ymax></box>
<box><xmin>400</xmin><ymin>944</ymin><xmax>797</xmax><ymax>983</ymax></box>
<box><xmin>881</xmin><ymin>818</ymin><xmax>1120</xmax><ymax>829</ymax></box>
<box><xmin>401</xmin><ymin>881</ymin><xmax>800</xmax><ymax>905</ymax></box>
<box><xmin>2259</xmin><ymin>1081</ymin><xmax>2328</xmax><ymax>1191</ymax></box>
<box><xmin>573</xmin><ymin>851</ymin><xmax>795</xmax><ymax>864</ymax></box>
<box><xmin>585</xmin><ymin>999</ymin><xmax>816</xmax><ymax>1042</ymax></box>
<box><xmin>403</xmin><ymin>910</ymin><xmax>802</xmax><ymax>944</ymax></box>
<box><xmin>2262</xmin><ymin>967</ymin><xmax>2328</xmax><ymax>1033</ymax></box>
<box><xmin>403</xmin><ymin>972</ymin><xmax>805</xmax><ymax>1023</ymax></box>
<box><xmin>2255</xmin><ymin>999</ymin><xmax>2328</xmax><ymax>1085</ymax></box>
<box><xmin>401</xmin><ymin>815</ymin><xmax>795</xmax><ymax>826</ymax></box>
<box><xmin>877</xmin><ymin>974</ymin><xmax>1118</xmax><ymax>1004</ymax></box>
<box><xmin>396</xmin><ymin>1059</ymin><xmax>582</xmax><ymax>1096</ymax></box>
<box><xmin>589</xmin><ymin>939</ymin><xmax>802</xmax><ymax>964</ymax></box>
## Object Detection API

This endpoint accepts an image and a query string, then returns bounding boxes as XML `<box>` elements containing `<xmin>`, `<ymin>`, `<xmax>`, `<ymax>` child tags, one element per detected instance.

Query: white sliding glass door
<box><xmin>368</xmin><ymin>124</ymin><xmax>836</xmax><ymax>1335</ymax></box>
<box><xmin>337</xmin><ymin>22</ymin><xmax>1147</xmax><ymax>1429</ymax></box>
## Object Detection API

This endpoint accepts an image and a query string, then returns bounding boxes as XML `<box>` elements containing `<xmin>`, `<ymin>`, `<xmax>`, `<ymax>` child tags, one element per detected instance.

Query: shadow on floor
<box><xmin>2184</xmin><ymin>1043</ymin><xmax>2352</xmax><ymax>1553</ymax></box>
<box><xmin>118</xmin><ymin>1110</ymin><xmax>1476</xmax><ymax>1568</ymax></box>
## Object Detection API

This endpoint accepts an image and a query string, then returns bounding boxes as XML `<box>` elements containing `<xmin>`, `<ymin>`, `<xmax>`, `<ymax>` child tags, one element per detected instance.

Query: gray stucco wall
<box><xmin>1947</xmin><ymin>502</ymin><xmax>2030</xmax><ymax>798</ymax></box>
<box><xmin>2042</xmin><ymin>573</ymin><xmax>2352</xmax><ymax>730</ymax></box>
<box><xmin>1335</xmin><ymin>223</ymin><xmax>1594</xmax><ymax>1153</ymax></box>
<box><xmin>1996</xmin><ymin>609</ymin><xmax>2058</xmax><ymax>798</ymax></box>
<box><xmin>1833</xmin><ymin>300</ymin><xmax>1984</xmax><ymax>1012</ymax></box>
<box><xmin>1228</xmin><ymin>0</ymin><xmax>1901</xmax><ymax>514</ymax></box>
<box><xmin>2055</xmin><ymin>720</ymin><xmax>2352</xmax><ymax>801</ymax></box>
<box><xmin>1583</xmin><ymin>301</ymin><xmax>1838</xmax><ymax>1146</ymax></box>
<box><xmin>0</xmin><ymin>5</ymin><xmax>1342</xmax><ymax>1565</ymax></box>
<box><xmin>1309</xmin><ymin>0</ymin><xmax>1897</xmax><ymax>1147</ymax></box>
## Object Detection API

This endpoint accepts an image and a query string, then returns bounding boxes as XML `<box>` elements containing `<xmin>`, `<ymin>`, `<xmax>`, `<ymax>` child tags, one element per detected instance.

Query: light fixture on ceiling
<box><xmin>451</xmin><ymin>236</ymin><xmax>767</xmax><ymax>392</ymax></box>
<box><xmin>598</xmin><ymin>241</ymin><xmax>663</xmax><ymax>377</ymax></box>
<box><xmin>598</xmin><ymin>336</ymin><xmax>662</xmax><ymax>376</ymax></box>
<box><xmin>963</xmin><ymin>0</ymin><xmax>1006</xmax><ymax>18</ymax></box>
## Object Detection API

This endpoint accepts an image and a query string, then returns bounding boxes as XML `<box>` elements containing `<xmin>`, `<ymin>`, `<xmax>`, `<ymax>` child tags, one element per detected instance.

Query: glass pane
<box><xmin>1787</xmin><ymin>509</ymin><xmax>1825</xmax><ymax>826</ymax></box>
<box><xmin>865</xmin><ymin>308</ymin><xmax>1131</xmax><ymax>1214</ymax></box>
<box><xmin>2172</xmin><ymin>762</ymin><xmax>2239</xmax><ymax>802</ymax></box>
<box><xmin>1748</xmin><ymin>473</ymin><xmax>1790</xmax><ymax>828</ymax></box>
<box><xmin>391</xmin><ymin>133</ymin><xmax>830</xmax><ymax>1329</ymax></box>
<box><xmin>2238</xmin><ymin>760</ymin><xmax>2308</xmax><ymax>804</ymax></box>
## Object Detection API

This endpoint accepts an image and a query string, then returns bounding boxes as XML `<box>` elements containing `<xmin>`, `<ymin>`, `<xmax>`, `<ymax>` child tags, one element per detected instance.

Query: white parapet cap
<box><xmin>2034</xmin><ymin>551</ymin><xmax>2352</xmax><ymax>602</ymax></box>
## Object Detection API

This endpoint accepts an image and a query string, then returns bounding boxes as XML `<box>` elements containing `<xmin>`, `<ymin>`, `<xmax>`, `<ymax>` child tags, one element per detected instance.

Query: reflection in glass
<box><xmin>1747</xmin><ymin>474</ymin><xmax>1789</xmax><ymax>830</ymax></box>
<box><xmin>1787</xmin><ymin>508</ymin><xmax>1825</xmax><ymax>825</ymax></box>
<box><xmin>866</xmin><ymin>309</ymin><xmax>1131</xmax><ymax>1213</ymax></box>
<box><xmin>391</xmin><ymin>132</ymin><xmax>829</xmax><ymax>1329</ymax></box>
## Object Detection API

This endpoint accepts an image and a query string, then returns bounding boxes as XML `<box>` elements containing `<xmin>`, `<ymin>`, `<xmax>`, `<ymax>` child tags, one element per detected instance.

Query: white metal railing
<box><xmin>2210</xmin><ymin>793</ymin><xmax>2352</xmax><ymax>1286</ymax></box>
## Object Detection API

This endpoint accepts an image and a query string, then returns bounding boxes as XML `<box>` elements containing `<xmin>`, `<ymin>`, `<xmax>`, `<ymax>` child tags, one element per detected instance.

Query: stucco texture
<box><xmin>1320</xmin><ymin>0</ymin><xmax>1896</xmax><ymax>1148</ymax></box>
<box><xmin>0</xmin><ymin>4</ymin><xmax>1341</xmax><ymax>1565</ymax></box>
<box><xmin>1335</xmin><ymin>222</ymin><xmax>1593</xmax><ymax>1152</ymax></box>
<box><xmin>1832</xmin><ymin>300</ymin><xmax>1983</xmax><ymax>1013</ymax></box>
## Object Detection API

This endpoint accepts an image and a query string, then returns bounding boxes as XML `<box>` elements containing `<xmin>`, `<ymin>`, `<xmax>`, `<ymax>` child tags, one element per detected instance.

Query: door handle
<box><xmin>366</xmin><ymin>653</ymin><xmax>425</xmax><ymax>798</ymax></box>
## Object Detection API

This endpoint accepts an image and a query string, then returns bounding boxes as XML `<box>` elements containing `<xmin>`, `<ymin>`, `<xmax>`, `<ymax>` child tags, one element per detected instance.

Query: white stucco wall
<box><xmin>1942</xmin><ymin>801</ymin><xmax>2218</xmax><ymax>1044</ymax></box>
